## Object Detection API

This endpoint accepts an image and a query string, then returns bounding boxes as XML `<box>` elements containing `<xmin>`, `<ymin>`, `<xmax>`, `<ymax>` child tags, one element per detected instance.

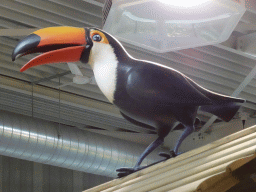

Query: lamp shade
<box><xmin>103</xmin><ymin>0</ymin><xmax>246</xmax><ymax>53</ymax></box>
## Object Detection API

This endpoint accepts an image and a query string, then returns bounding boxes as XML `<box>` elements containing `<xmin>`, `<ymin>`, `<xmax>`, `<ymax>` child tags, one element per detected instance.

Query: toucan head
<box><xmin>12</xmin><ymin>26</ymin><xmax>125</xmax><ymax>72</ymax></box>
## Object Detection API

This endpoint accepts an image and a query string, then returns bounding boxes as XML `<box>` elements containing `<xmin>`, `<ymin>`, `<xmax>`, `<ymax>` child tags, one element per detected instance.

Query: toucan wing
<box><xmin>126</xmin><ymin>64</ymin><xmax>212</xmax><ymax>105</ymax></box>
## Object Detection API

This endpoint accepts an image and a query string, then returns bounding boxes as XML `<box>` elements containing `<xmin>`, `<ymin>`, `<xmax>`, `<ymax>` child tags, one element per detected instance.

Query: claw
<box><xmin>116</xmin><ymin>167</ymin><xmax>137</xmax><ymax>178</ymax></box>
<box><xmin>118</xmin><ymin>172</ymin><xmax>130</xmax><ymax>178</ymax></box>
<box><xmin>159</xmin><ymin>150</ymin><xmax>182</xmax><ymax>160</ymax></box>
<box><xmin>116</xmin><ymin>151</ymin><xmax>184</xmax><ymax>178</ymax></box>
<box><xmin>158</xmin><ymin>152</ymin><xmax>171</xmax><ymax>159</ymax></box>
<box><xmin>116</xmin><ymin>166</ymin><xmax>147</xmax><ymax>178</ymax></box>
<box><xmin>116</xmin><ymin>167</ymin><xmax>135</xmax><ymax>172</ymax></box>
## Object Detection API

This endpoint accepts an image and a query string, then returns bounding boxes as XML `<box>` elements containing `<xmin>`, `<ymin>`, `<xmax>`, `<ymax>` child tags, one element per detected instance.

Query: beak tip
<box><xmin>11</xmin><ymin>51</ymin><xmax>16</xmax><ymax>61</ymax></box>
<box><xmin>20</xmin><ymin>66</ymin><xmax>26</xmax><ymax>72</ymax></box>
<box><xmin>12</xmin><ymin>33</ymin><xmax>41</xmax><ymax>62</ymax></box>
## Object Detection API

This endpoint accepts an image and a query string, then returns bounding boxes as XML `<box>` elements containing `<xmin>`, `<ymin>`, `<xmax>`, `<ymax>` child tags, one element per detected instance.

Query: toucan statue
<box><xmin>12</xmin><ymin>27</ymin><xmax>245</xmax><ymax>177</ymax></box>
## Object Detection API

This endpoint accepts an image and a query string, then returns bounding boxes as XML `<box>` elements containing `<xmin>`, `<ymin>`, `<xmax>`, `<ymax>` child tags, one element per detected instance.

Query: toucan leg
<box><xmin>116</xmin><ymin>136</ymin><xmax>164</xmax><ymax>177</ymax></box>
<box><xmin>160</xmin><ymin>125</ymin><xmax>194</xmax><ymax>159</ymax></box>
<box><xmin>135</xmin><ymin>136</ymin><xmax>164</xmax><ymax>168</ymax></box>
<box><xmin>173</xmin><ymin>125</ymin><xmax>194</xmax><ymax>155</ymax></box>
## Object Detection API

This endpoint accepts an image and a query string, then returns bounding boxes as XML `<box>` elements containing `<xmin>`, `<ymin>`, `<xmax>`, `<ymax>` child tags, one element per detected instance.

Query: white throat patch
<box><xmin>88</xmin><ymin>42</ymin><xmax>118</xmax><ymax>103</ymax></box>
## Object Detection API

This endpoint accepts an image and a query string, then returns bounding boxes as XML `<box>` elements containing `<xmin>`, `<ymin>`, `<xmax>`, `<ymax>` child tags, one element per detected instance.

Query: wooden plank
<box><xmin>169</xmin><ymin>177</ymin><xmax>216</xmax><ymax>192</ymax></box>
<box><xmin>108</xmin><ymin>142</ymin><xmax>256</xmax><ymax>191</ymax></box>
<box><xmin>85</xmin><ymin>125</ymin><xmax>256</xmax><ymax>192</ymax></box>
<box><xmin>196</xmin><ymin>153</ymin><xmax>256</xmax><ymax>192</ymax></box>
<box><xmin>139</xmin><ymin>154</ymin><xmax>256</xmax><ymax>192</ymax></box>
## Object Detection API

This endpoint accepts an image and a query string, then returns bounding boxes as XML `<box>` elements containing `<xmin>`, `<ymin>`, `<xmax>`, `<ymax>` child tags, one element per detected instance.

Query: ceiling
<box><xmin>1</xmin><ymin>0</ymin><xmax>256</xmax><ymax>147</ymax></box>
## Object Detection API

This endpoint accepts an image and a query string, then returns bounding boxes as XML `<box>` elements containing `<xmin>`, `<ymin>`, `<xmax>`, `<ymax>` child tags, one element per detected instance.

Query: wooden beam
<box><xmin>197</xmin><ymin>154</ymin><xmax>256</xmax><ymax>192</ymax></box>
<box><xmin>85</xmin><ymin>125</ymin><xmax>256</xmax><ymax>192</ymax></box>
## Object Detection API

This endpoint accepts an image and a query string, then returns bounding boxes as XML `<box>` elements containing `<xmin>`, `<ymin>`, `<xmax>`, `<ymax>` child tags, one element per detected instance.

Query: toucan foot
<box><xmin>116</xmin><ymin>152</ymin><xmax>182</xmax><ymax>178</ymax></box>
<box><xmin>116</xmin><ymin>168</ymin><xmax>135</xmax><ymax>178</ymax></box>
<box><xmin>170</xmin><ymin>150</ymin><xmax>177</xmax><ymax>157</ymax></box>
<box><xmin>116</xmin><ymin>166</ymin><xmax>145</xmax><ymax>178</ymax></box>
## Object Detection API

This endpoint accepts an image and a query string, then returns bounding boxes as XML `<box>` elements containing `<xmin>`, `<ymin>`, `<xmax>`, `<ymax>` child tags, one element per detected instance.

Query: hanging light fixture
<box><xmin>103</xmin><ymin>0</ymin><xmax>246</xmax><ymax>53</ymax></box>
<box><xmin>157</xmin><ymin>0</ymin><xmax>211</xmax><ymax>8</ymax></box>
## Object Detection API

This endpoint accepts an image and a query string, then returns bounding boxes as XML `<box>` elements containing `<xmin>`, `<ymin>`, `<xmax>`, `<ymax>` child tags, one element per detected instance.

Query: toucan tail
<box><xmin>186</xmin><ymin>75</ymin><xmax>245</xmax><ymax>122</ymax></box>
<box><xmin>200</xmin><ymin>102</ymin><xmax>243</xmax><ymax>122</ymax></box>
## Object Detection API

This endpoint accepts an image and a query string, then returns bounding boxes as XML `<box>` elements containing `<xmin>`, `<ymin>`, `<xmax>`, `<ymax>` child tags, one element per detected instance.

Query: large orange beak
<box><xmin>12</xmin><ymin>26</ymin><xmax>91</xmax><ymax>72</ymax></box>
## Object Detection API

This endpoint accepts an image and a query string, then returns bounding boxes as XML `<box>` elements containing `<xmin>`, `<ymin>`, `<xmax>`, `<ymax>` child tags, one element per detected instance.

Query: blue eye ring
<box><xmin>92</xmin><ymin>34</ymin><xmax>102</xmax><ymax>42</ymax></box>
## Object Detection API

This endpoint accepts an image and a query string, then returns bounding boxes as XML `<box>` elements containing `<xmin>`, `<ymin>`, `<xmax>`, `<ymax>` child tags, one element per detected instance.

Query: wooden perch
<box><xmin>85</xmin><ymin>125</ymin><xmax>256</xmax><ymax>192</ymax></box>
<box><xmin>196</xmin><ymin>153</ymin><xmax>256</xmax><ymax>192</ymax></box>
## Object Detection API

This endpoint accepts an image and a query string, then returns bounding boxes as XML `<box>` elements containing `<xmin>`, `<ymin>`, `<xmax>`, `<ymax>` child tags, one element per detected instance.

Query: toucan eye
<box><xmin>92</xmin><ymin>34</ymin><xmax>102</xmax><ymax>42</ymax></box>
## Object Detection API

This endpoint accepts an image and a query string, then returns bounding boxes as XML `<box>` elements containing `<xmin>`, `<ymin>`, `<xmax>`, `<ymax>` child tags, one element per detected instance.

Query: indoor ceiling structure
<box><xmin>1</xmin><ymin>0</ymin><xmax>256</xmax><ymax>149</ymax></box>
